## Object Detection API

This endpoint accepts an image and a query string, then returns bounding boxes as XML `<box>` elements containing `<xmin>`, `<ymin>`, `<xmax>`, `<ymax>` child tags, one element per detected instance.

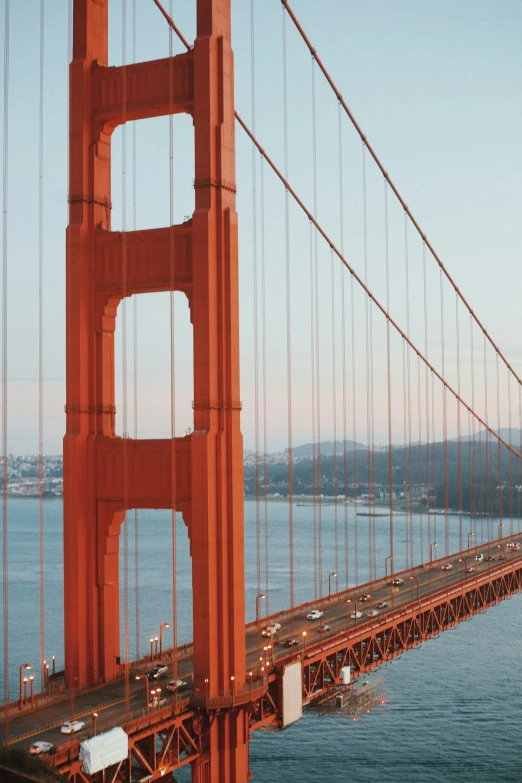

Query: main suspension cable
<box><xmin>280</xmin><ymin>0</ymin><xmax>522</xmax><ymax>391</ymax></box>
<box><xmin>235</xmin><ymin>113</ymin><xmax>522</xmax><ymax>462</ymax></box>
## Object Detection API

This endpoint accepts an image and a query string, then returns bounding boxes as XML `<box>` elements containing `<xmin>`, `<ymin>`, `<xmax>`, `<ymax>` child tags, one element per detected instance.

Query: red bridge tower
<box><xmin>65</xmin><ymin>0</ymin><xmax>248</xmax><ymax>778</ymax></box>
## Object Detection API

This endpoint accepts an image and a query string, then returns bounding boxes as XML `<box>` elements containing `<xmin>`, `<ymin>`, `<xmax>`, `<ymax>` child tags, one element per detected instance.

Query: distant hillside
<box><xmin>456</xmin><ymin>428</ymin><xmax>522</xmax><ymax>446</ymax></box>
<box><xmin>287</xmin><ymin>440</ymin><xmax>364</xmax><ymax>458</ymax></box>
<box><xmin>245</xmin><ymin>434</ymin><xmax>522</xmax><ymax>513</ymax></box>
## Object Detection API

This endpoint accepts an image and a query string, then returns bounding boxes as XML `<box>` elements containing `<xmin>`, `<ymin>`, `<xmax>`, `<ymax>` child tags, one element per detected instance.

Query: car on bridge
<box><xmin>441</xmin><ymin>563</ymin><xmax>453</xmax><ymax>571</ymax></box>
<box><xmin>61</xmin><ymin>720</ymin><xmax>85</xmax><ymax>734</ymax></box>
<box><xmin>166</xmin><ymin>679</ymin><xmax>187</xmax><ymax>692</ymax></box>
<box><xmin>391</xmin><ymin>578</ymin><xmax>404</xmax><ymax>587</ymax></box>
<box><xmin>359</xmin><ymin>594</ymin><xmax>371</xmax><ymax>601</ymax></box>
<box><xmin>377</xmin><ymin>601</ymin><xmax>388</xmax><ymax>609</ymax></box>
<box><xmin>465</xmin><ymin>566</ymin><xmax>475</xmax><ymax>573</ymax></box>
<box><xmin>318</xmin><ymin>624</ymin><xmax>331</xmax><ymax>633</ymax></box>
<box><xmin>29</xmin><ymin>741</ymin><xmax>55</xmax><ymax>755</ymax></box>
<box><xmin>367</xmin><ymin>609</ymin><xmax>379</xmax><ymax>618</ymax></box>
<box><xmin>284</xmin><ymin>638</ymin><xmax>299</xmax><ymax>647</ymax></box>
<box><xmin>262</xmin><ymin>623</ymin><xmax>281</xmax><ymax>637</ymax></box>
<box><xmin>148</xmin><ymin>664</ymin><xmax>169</xmax><ymax>680</ymax></box>
<box><xmin>306</xmin><ymin>609</ymin><xmax>323</xmax><ymax>620</ymax></box>
<box><xmin>350</xmin><ymin>610</ymin><xmax>362</xmax><ymax>619</ymax></box>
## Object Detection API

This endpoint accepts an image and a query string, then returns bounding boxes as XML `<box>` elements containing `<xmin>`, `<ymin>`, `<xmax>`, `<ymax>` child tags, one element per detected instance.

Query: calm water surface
<box><xmin>2</xmin><ymin>499</ymin><xmax>522</xmax><ymax>782</ymax></box>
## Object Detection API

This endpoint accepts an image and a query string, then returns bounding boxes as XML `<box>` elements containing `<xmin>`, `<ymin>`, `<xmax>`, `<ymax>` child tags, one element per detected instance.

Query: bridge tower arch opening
<box><xmin>65</xmin><ymin>1</ymin><xmax>248</xmax><ymax>779</ymax></box>
<box><xmin>113</xmin><ymin>290</ymin><xmax>194</xmax><ymax>440</ymax></box>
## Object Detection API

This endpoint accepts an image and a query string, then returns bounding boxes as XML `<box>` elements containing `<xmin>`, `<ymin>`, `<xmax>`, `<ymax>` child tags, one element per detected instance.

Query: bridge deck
<box><xmin>3</xmin><ymin>534</ymin><xmax>521</xmax><ymax>780</ymax></box>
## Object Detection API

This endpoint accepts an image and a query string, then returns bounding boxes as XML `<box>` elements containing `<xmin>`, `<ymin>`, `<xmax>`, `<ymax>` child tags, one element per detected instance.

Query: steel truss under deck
<box><xmin>49</xmin><ymin>560</ymin><xmax>522</xmax><ymax>781</ymax></box>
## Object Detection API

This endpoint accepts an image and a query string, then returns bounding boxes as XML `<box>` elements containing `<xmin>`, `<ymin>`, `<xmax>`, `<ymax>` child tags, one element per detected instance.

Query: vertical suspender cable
<box><xmin>456</xmin><ymin>295</ymin><xmax>463</xmax><ymax>550</ymax></box>
<box><xmin>384</xmin><ymin>181</ymin><xmax>393</xmax><ymax>574</ymax></box>
<box><xmin>402</xmin><ymin>338</ymin><xmax>408</xmax><ymax>566</ymax></box>
<box><xmin>362</xmin><ymin>143</ymin><xmax>371</xmax><ymax>579</ymax></box>
<box><xmin>417</xmin><ymin>354</ymin><xmax>423</xmax><ymax>563</ymax></box>
<box><xmin>517</xmin><ymin>386</ymin><xmax>522</xmax><ymax>533</ymax></box>
<box><xmin>260</xmin><ymin>155</ymin><xmax>269</xmax><ymax>612</ymax></box>
<box><xmin>351</xmin><ymin>275</ymin><xmax>358</xmax><ymax>585</ymax></box>
<box><xmin>38</xmin><ymin>0</ymin><xmax>46</xmax><ymax>692</ymax></box>
<box><xmin>2</xmin><ymin>0</ymin><xmax>10</xmax><ymax>735</ymax></box>
<box><xmin>120</xmin><ymin>0</ymin><xmax>130</xmax><ymax>713</ymax></box>
<box><xmin>338</xmin><ymin>102</ymin><xmax>349</xmax><ymax>590</ymax></box>
<box><xmin>440</xmin><ymin>267</ymin><xmax>449</xmax><ymax>556</ymax></box>
<box><xmin>309</xmin><ymin>221</ymin><xmax>317</xmax><ymax>597</ymax></box>
<box><xmin>506</xmin><ymin>372</ymin><xmax>514</xmax><ymax>536</ymax></box>
<box><xmin>281</xmin><ymin>7</ymin><xmax>294</xmax><ymax>610</ymax></box>
<box><xmin>483</xmin><ymin>336</ymin><xmax>490</xmax><ymax>540</ymax></box>
<box><xmin>330</xmin><ymin>247</ymin><xmax>338</xmax><ymax>588</ymax></box>
<box><xmin>250</xmin><ymin>0</ymin><xmax>261</xmax><ymax>615</ymax></box>
<box><xmin>431</xmin><ymin>371</ymin><xmax>437</xmax><ymax>547</ymax></box>
<box><xmin>132</xmin><ymin>0</ymin><xmax>140</xmax><ymax>664</ymax></box>
<box><xmin>470</xmin><ymin>314</ymin><xmax>477</xmax><ymax>540</ymax></box>
<box><xmin>311</xmin><ymin>56</ymin><xmax>322</xmax><ymax>594</ymax></box>
<box><xmin>423</xmin><ymin>242</ymin><xmax>432</xmax><ymax>552</ymax></box>
<box><xmin>496</xmin><ymin>352</ymin><xmax>502</xmax><ymax>531</ymax></box>
<box><xmin>404</xmin><ymin>213</ymin><xmax>414</xmax><ymax>567</ymax></box>
<box><xmin>168</xmin><ymin>0</ymin><xmax>178</xmax><ymax>686</ymax></box>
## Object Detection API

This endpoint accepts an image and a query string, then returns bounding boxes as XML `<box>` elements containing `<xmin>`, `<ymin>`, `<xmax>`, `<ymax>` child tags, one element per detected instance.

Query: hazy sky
<box><xmin>0</xmin><ymin>1</ymin><xmax>521</xmax><ymax>454</ymax></box>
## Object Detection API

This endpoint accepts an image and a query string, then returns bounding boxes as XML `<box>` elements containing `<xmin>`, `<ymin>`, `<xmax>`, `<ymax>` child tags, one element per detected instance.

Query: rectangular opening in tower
<box><xmin>111</xmin><ymin>116</ymin><xmax>195</xmax><ymax>233</ymax></box>
<box><xmin>114</xmin><ymin>291</ymin><xmax>194</xmax><ymax>439</ymax></box>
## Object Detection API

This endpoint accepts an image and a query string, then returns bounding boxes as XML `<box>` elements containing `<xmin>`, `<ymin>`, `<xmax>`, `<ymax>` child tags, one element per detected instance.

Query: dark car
<box><xmin>148</xmin><ymin>664</ymin><xmax>168</xmax><ymax>680</ymax></box>
<box><xmin>284</xmin><ymin>638</ymin><xmax>299</xmax><ymax>647</ymax></box>
<box><xmin>485</xmin><ymin>556</ymin><xmax>494</xmax><ymax>562</ymax></box>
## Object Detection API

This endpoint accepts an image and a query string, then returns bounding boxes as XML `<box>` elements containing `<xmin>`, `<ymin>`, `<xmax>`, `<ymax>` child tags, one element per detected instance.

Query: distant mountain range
<box><xmin>286</xmin><ymin>440</ymin><xmax>364</xmax><ymax>458</ymax></box>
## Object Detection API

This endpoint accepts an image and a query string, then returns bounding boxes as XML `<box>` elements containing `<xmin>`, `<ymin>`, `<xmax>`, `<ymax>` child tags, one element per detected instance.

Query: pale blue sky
<box><xmin>0</xmin><ymin>1</ymin><xmax>521</xmax><ymax>453</ymax></box>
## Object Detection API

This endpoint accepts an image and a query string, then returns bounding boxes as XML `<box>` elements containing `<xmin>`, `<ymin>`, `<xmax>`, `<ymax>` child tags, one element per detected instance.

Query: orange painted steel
<box><xmin>65</xmin><ymin>1</ymin><xmax>248</xmax><ymax>779</ymax></box>
<box><xmin>42</xmin><ymin>559</ymin><xmax>522</xmax><ymax>781</ymax></box>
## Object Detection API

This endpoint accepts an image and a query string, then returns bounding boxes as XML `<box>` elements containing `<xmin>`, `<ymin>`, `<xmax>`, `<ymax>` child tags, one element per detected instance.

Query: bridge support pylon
<box><xmin>65</xmin><ymin>1</ymin><xmax>248</xmax><ymax>779</ymax></box>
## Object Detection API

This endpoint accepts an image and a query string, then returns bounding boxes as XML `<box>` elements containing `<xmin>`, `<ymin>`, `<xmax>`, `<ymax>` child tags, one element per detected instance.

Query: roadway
<box><xmin>4</xmin><ymin>534</ymin><xmax>522</xmax><ymax>753</ymax></box>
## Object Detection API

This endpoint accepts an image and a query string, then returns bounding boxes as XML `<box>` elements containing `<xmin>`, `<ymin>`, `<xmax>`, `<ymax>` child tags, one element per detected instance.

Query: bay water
<box><xmin>2</xmin><ymin>498</ymin><xmax>522</xmax><ymax>782</ymax></box>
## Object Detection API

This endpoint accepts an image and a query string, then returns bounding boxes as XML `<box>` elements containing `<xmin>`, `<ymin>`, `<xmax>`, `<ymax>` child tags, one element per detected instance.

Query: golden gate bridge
<box><xmin>0</xmin><ymin>1</ymin><xmax>520</xmax><ymax>781</ymax></box>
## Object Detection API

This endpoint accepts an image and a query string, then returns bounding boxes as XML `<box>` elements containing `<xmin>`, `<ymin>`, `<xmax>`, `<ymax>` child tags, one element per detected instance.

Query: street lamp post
<box><xmin>347</xmin><ymin>599</ymin><xmax>358</xmax><ymax>627</ymax></box>
<box><xmin>467</xmin><ymin>531</ymin><xmax>474</xmax><ymax>549</ymax></box>
<box><xmin>430</xmin><ymin>542</ymin><xmax>438</xmax><ymax>563</ymax></box>
<box><xmin>135</xmin><ymin>674</ymin><xmax>150</xmax><ymax>713</ymax></box>
<box><xmin>302</xmin><ymin>631</ymin><xmax>307</xmax><ymax>654</ymax></box>
<box><xmin>149</xmin><ymin>638</ymin><xmax>155</xmax><ymax>661</ymax></box>
<box><xmin>19</xmin><ymin>663</ymin><xmax>32</xmax><ymax>707</ymax></box>
<box><xmin>204</xmin><ymin>677</ymin><xmax>210</xmax><ymax>705</ymax></box>
<box><xmin>29</xmin><ymin>675</ymin><xmax>35</xmax><ymax>707</ymax></box>
<box><xmin>385</xmin><ymin>556</ymin><xmax>393</xmax><ymax>580</ymax></box>
<box><xmin>159</xmin><ymin>622</ymin><xmax>170</xmax><ymax>660</ymax></box>
<box><xmin>23</xmin><ymin>678</ymin><xmax>28</xmax><ymax>705</ymax></box>
<box><xmin>328</xmin><ymin>572</ymin><xmax>338</xmax><ymax>598</ymax></box>
<box><xmin>255</xmin><ymin>593</ymin><xmax>266</xmax><ymax>625</ymax></box>
<box><xmin>230</xmin><ymin>676</ymin><xmax>235</xmax><ymax>707</ymax></box>
<box><xmin>153</xmin><ymin>637</ymin><xmax>159</xmax><ymax>659</ymax></box>
<box><xmin>92</xmin><ymin>712</ymin><xmax>98</xmax><ymax>735</ymax></box>
<box><xmin>410</xmin><ymin>575</ymin><xmax>420</xmax><ymax>602</ymax></box>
